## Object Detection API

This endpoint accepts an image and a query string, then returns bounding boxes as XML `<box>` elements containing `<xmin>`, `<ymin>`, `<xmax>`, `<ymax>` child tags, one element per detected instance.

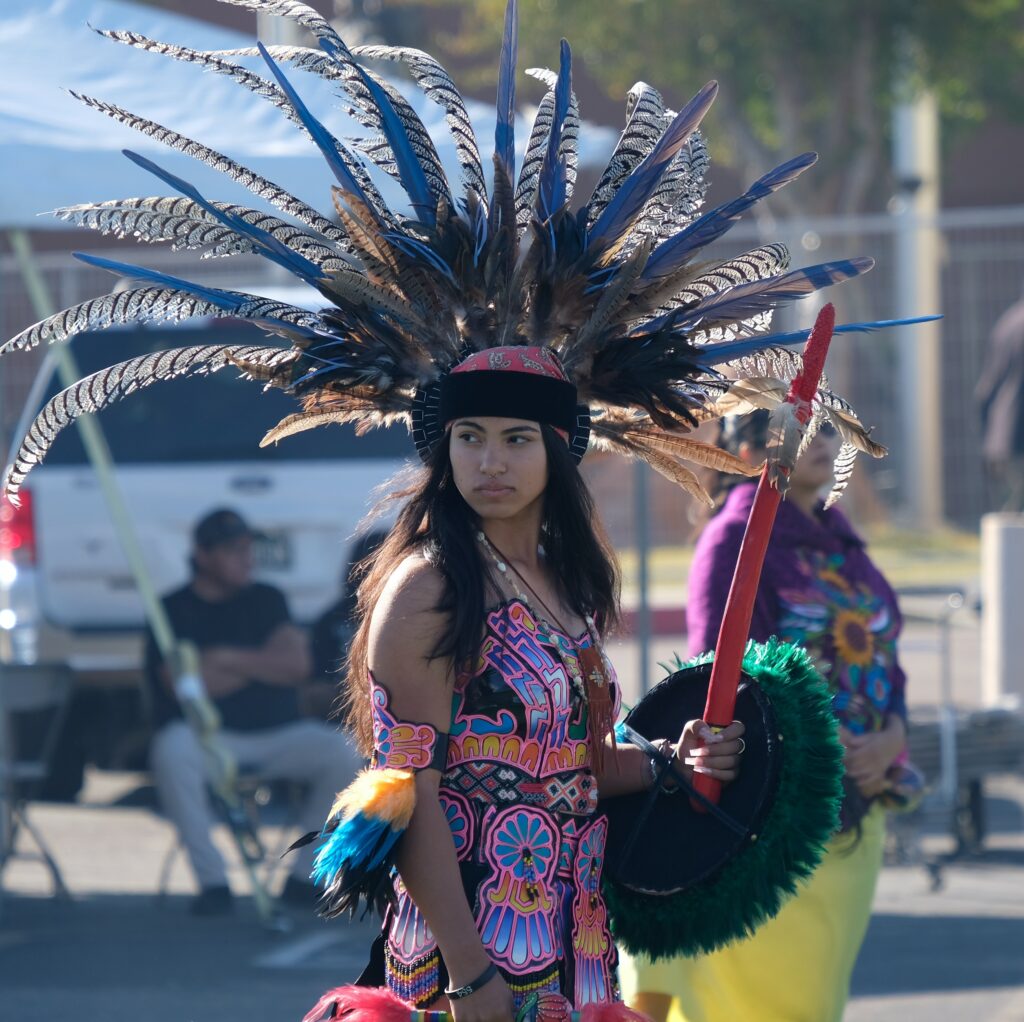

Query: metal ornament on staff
<box><xmin>601</xmin><ymin>304</ymin><xmax>847</xmax><ymax>960</ymax></box>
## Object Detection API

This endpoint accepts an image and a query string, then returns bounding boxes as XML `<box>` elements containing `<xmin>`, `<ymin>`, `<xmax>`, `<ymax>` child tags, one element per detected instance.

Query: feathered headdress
<box><xmin>2</xmin><ymin>0</ymin><xmax>925</xmax><ymax>505</ymax></box>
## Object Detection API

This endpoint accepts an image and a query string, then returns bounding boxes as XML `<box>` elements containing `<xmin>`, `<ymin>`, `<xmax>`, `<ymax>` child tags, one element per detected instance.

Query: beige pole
<box><xmin>5</xmin><ymin>231</ymin><xmax>282</xmax><ymax>925</ymax></box>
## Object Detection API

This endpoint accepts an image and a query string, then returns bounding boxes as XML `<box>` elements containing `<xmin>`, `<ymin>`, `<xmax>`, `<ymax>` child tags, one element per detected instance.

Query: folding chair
<box><xmin>0</xmin><ymin>662</ymin><xmax>75</xmax><ymax>898</ymax></box>
<box><xmin>155</xmin><ymin>772</ymin><xmax>308</xmax><ymax>902</ymax></box>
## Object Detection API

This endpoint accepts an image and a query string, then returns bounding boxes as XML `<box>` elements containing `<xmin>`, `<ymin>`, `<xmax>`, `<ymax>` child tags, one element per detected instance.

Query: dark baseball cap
<box><xmin>192</xmin><ymin>508</ymin><xmax>263</xmax><ymax>549</ymax></box>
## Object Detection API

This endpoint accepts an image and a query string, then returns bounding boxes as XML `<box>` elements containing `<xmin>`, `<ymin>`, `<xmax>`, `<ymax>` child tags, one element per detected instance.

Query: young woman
<box><xmin>337</xmin><ymin>348</ymin><xmax>746</xmax><ymax>1021</ymax></box>
<box><xmin>623</xmin><ymin>411</ymin><xmax>910</xmax><ymax>1022</ymax></box>
<box><xmin>0</xmin><ymin>6</ymin><xmax>900</xmax><ymax>1017</ymax></box>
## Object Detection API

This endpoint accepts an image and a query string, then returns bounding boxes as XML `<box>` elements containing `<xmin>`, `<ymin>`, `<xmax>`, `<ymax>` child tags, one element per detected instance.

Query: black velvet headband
<box><xmin>438</xmin><ymin>371</ymin><xmax>580</xmax><ymax>432</ymax></box>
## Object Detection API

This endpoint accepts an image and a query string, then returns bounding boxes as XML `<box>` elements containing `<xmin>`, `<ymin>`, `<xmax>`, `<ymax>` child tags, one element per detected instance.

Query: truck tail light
<box><xmin>0</xmin><ymin>488</ymin><xmax>36</xmax><ymax>565</ymax></box>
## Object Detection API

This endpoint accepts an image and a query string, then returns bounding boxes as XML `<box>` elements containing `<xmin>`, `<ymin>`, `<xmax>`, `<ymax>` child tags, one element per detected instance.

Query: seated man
<box><xmin>146</xmin><ymin>508</ymin><xmax>360</xmax><ymax>916</ymax></box>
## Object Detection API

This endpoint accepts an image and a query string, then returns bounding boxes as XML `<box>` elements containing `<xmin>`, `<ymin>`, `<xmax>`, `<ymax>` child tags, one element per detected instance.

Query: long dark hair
<box><xmin>344</xmin><ymin>425</ymin><xmax>620</xmax><ymax>753</ymax></box>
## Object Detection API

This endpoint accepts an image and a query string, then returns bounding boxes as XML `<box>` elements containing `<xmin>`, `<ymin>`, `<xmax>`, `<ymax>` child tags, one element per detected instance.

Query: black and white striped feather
<box><xmin>635</xmin><ymin>131</ymin><xmax>710</xmax><ymax>246</ymax></box>
<box><xmin>345</xmin><ymin>67</ymin><xmax>453</xmax><ymax>209</ymax></box>
<box><xmin>95</xmin><ymin>29</ymin><xmax>308</xmax><ymax>129</ymax></box>
<box><xmin>824</xmin><ymin>442</ymin><xmax>860</xmax><ymax>509</ymax></box>
<box><xmin>96</xmin><ymin>28</ymin><xmax>443</xmax><ymax>213</ymax></box>
<box><xmin>4</xmin><ymin>344</ymin><xmax>294</xmax><ymax>501</ymax></box>
<box><xmin>69</xmin><ymin>92</ymin><xmax>353</xmax><ymax>241</ymax></box>
<box><xmin>353</xmin><ymin>44</ymin><xmax>487</xmax><ymax>202</ymax></box>
<box><xmin>0</xmin><ymin>288</ymin><xmax>325</xmax><ymax>357</ymax></box>
<box><xmin>514</xmin><ymin>87</ymin><xmax>558</xmax><ymax>229</ymax></box>
<box><xmin>586</xmin><ymin>82</ymin><xmax>668</xmax><ymax>227</ymax></box>
<box><xmin>523</xmin><ymin>68</ymin><xmax>579</xmax><ymax>199</ymax></box>
<box><xmin>52</xmin><ymin>197</ymin><xmax>352</xmax><ymax>267</ymax></box>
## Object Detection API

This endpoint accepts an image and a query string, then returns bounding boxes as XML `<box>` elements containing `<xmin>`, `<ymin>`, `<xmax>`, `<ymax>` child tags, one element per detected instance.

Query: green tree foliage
<box><xmin>368</xmin><ymin>0</ymin><xmax>1024</xmax><ymax>213</ymax></box>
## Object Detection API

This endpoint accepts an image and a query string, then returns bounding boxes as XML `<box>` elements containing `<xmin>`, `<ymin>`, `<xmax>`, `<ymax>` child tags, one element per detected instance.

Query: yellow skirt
<box><xmin>618</xmin><ymin>805</ymin><xmax>886</xmax><ymax>1022</ymax></box>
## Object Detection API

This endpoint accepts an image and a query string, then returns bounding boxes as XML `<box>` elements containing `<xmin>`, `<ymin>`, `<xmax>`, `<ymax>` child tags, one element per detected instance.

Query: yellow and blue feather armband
<box><xmin>301</xmin><ymin>681</ymin><xmax>449</xmax><ymax>918</ymax></box>
<box><xmin>310</xmin><ymin>767</ymin><xmax>419</xmax><ymax>918</ymax></box>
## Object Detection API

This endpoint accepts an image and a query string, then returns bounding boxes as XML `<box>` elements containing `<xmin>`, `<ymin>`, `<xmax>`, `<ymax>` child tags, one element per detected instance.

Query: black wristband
<box><xmin>445</xmin><ymin>962</ymin><xmax>498</xmax><ymax>1001</ymax></box>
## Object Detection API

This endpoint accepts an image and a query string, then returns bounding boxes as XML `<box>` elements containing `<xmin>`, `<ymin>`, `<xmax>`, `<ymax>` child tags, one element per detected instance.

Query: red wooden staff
<box><xmin>693</xmin><ymin>302</ymin><xmax>836</xmax><ymax>809</ymax></box>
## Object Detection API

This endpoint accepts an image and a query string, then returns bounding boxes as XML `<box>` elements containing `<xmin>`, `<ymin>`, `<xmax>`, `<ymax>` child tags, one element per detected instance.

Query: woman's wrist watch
<box><xmin>445</xmin><ymin>961</ymin><xmax>498</xmax><ymax>1001</ymax></box>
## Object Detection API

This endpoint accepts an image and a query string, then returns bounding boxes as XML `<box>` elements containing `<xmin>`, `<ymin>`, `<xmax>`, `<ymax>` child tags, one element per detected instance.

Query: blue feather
<box><xmin>323</xmin><ymin>39</ymin><xmax>437</xmax><ymax>225</ymax></box>
<box><xmin>693</xmin><ymin>314</ymin><xmax>944</xmax><ymax>366</ymax></box>
<box><xmin>644</xmin><ymin>152</ymin><xmax>819</xmax><ymax>280</ymax></box>
<box><xmin>648</xmin><ymin>257</ymin><xmax>876</xmax><ymax>336</ymax></box>
<box><xmin>120</xmin><ymin>150</ymin><xmax>324</xmax><ymax>283</ymax></box>
<box><xmin>535</xmin><ymin>39</ymin><xmax>572</xmax><ymax>221</ymax></box>
<box><xmin>587</xmin><ymin>81</ymin><xmax>718</xmax><ymax>253</ymax></box>
<box><xmin>471</xmin><ymin>198</ymin><xmax>488</xmax><ymax>266</ymax></box>
<box><xmin>380</xmin><ymin>233</ymin><xmax>458</xmax><ymax>286</ymax></box>
<box><xmin>490</xmin><ymin>0</ymin><xmax>519</xmax><ymax>232</ymax></box>
<box><xmin>256</xmin><ymin>42</ymin><xmax>374</xmax><ymax>211</ymax></box>
<box><xmin>74</xmin><ymin>253</ymin><xmax>248</xmax><ymax>309</ymax></box>
<box><xmin>310</xmin><ymin>809</ymin><xmax>402</xmax><ymax>887</ymax></box>
<box><xmin>72</xmin><ymin>252</ymin><xmax>323</xmax><ymax>339</ymax></box>
<box><xmin>585</xmin><ymin>261</ymin><xmax>621</xmax><ymax>294</ymax></box>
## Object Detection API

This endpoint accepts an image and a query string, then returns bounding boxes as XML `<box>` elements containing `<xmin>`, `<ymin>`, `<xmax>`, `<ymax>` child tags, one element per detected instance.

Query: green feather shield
<box><xmin>601</xmin><ymin>638</ymin><xmax>844</xmax><ymax>960</ymax></box>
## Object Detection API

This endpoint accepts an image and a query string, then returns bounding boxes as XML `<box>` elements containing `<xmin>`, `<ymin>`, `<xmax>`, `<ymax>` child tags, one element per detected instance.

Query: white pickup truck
<box><xmin>0</xmin><ymin>317</ymin><xmax>409</xmax><ymax>779</ymax></box>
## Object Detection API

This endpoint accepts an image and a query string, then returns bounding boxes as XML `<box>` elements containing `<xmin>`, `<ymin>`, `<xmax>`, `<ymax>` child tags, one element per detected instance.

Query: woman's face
<box><xmin>740</xmin><ymin>423</ymin><xmax>839</xmax><ymax>493</ymax></box>
<box><xmin>789</xmin><ymin>424</ymin><xmax>840</xmax><ymax>492</ymax></box>
<box><xmin>449</xmin><ymin>416</ymin><xmax>549</xmax><ymax>523</ymax></box>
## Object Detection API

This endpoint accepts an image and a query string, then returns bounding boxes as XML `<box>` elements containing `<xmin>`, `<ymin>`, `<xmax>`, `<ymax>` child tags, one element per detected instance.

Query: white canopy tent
<box><xmin>0</xmin><ymin>0</ymin><xmax>616</xmax><ymax>230</ymax></box>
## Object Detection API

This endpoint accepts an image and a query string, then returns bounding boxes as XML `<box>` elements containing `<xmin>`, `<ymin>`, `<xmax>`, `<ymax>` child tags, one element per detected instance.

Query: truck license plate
<box><xmin>254</xmin><ymin>530</ymin><xmax>292</xmax><ymax>571</ymax></box>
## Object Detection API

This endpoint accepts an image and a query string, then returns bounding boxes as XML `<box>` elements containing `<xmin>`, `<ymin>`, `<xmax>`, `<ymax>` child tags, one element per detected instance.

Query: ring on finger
<box><xmin>737</xmin><ymin>737</ymin><xmax>746</xmax><ymax>755</ymax></box>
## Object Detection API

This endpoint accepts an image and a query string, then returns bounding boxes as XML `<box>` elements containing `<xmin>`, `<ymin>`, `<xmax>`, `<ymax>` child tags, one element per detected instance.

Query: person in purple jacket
<box><xmin>623</xmin><ymin>410</ymin><xmax>911</xmax><ymax>1022</ymax></box>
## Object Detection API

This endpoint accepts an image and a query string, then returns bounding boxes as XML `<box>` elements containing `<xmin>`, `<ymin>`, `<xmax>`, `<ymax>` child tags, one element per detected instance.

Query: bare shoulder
<box><xmin>371</xmin><ymin>552</ymin><xmax>446</xmax><ymax>633</ymax></box>
<box><xmin>368</xmin><ymin>552</ymin><xmax>453</xmax><ymax>725</ymax></box>
<box><xmin>368</xmin><ymin>552</ymin><xmax>452</xmax><ymax>704</ymax></box>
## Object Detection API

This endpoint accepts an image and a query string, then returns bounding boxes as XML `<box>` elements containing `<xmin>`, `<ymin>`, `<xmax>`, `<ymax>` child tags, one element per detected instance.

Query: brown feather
<box><xmin>711</xmin><ymin>376</ymin><xmax>787</xmax><ymax>418</ymax></box>
<box><xmin>620</xmin><ymin>428</ymin><xmax>761</xmax><ymax>476</ymax></box>
<box><xmin>589</xmin><ymin>422</ymin><xmax>715</xmax><ymax>503</ymax></box>
<box><xmin>826</xmin><ymin>406</ymin><xmax>887</xmax><ymax>458</ymax></box>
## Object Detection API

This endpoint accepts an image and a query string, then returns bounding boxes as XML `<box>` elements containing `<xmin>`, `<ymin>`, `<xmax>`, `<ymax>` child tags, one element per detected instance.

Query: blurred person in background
<box><xmin>622</xmin><ymin>411</ymin><xmax>913</xmax><ymax>1022</ymax></box>
<box><xmin>310</xmin><ymin>527</ymin><xmax>390</xmax><ymax>690</ymax></box>
<box><xmin>977</xmin><ymin>285</ymin><xmax>1024</xmax><ymax>512</ymax></box>
<box><xmin>146</xmin><ymin>507</ymin><xmax>360</xmax><ymax>916</ymax></box>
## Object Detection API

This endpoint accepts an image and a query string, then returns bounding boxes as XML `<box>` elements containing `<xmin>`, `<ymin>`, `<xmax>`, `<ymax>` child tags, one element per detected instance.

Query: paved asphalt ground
<box><xmin>2</xmin><ymin>616</ymin><xmax>1023</xmax><ymax>1022</ymax></box>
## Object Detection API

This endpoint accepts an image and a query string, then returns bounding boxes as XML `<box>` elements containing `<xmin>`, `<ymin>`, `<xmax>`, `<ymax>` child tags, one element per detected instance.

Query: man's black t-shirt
<box><xmin>145</xmin><ymin>582</ymin><xmax>300</xmax><ymax>732</ymax></box>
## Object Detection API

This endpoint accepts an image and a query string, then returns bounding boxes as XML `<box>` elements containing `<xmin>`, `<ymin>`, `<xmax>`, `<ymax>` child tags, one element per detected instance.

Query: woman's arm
<box><xmin>841</xmin><ymin>553</ymin><xmax>910</xmax><ymax>797</ymax></box>
<box><xmin>369</xmin><ymin>556</ymin><xmax>513</xmax><ymax>1022</ymax></box>
<box><xmin>841</xmin><ymin>716</ymin><xmax>906</xmax><ymax>797</ymax></box>
<box><xmin>205</xmin><ymin>624</ymin><xmax>312</xmax><ymax>686</ymax></box>
<box><xmin>594</xmin><ymin>723</ymin><xmax>746</xmax><ymax>798</ymax></box>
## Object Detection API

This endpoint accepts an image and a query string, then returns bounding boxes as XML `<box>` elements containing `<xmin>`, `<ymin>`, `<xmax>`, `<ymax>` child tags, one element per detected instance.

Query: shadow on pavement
<box><xmin>0</xmin><ymin>892</ymin><xmax>377</xmax><ymax>1022</ymax></box>
<box><xmin>851</xmin><ymin>912</ymin><xmax>1024</xmax><ymax>997</ymax></box>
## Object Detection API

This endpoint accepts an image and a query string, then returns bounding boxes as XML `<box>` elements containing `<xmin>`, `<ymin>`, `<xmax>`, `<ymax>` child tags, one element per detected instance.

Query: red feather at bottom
<box><xmin>301</xmin><ymin>985</ymin><xmax>421</xmax><ymax>1022</ymax></box>
<box><xmin>300</xmin><ymin>985</ymin><xmax>654</xmax><ymax>1022</ymax></box>
<box><xmin>579</xmin><ymin>1005</ymin><xmax>653</xmax><ymax>1021</ymax></box>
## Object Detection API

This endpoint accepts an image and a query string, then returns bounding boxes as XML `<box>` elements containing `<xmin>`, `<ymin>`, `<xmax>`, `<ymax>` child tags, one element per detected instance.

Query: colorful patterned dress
<box><xmin>374</xmin><ymin>597</ymin><xmax>622</xmax><ymax>1011</ymax></box>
